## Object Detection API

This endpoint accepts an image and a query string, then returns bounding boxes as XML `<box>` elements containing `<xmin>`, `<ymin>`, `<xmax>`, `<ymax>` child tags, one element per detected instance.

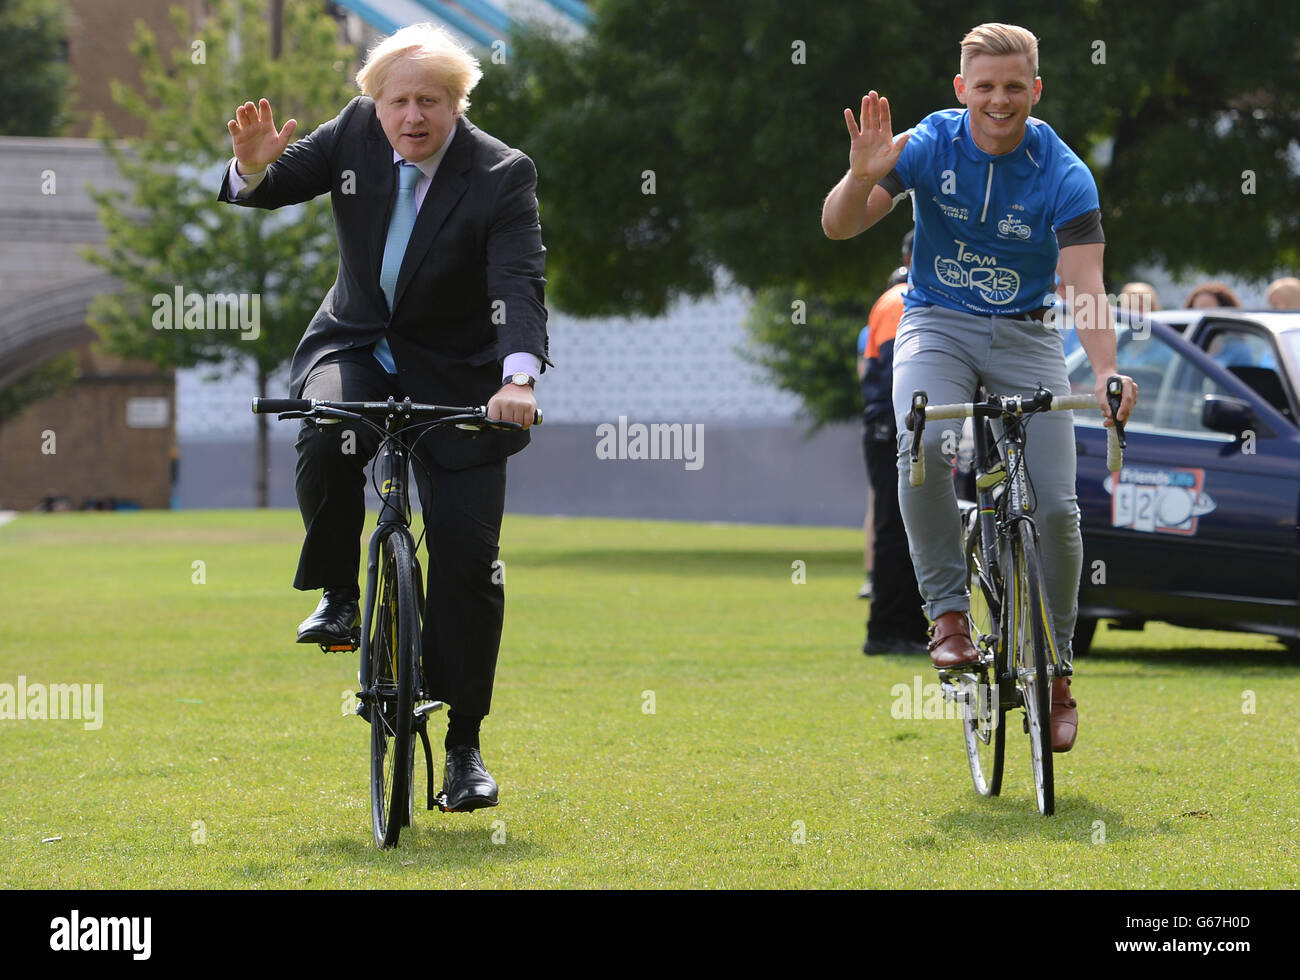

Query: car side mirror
<box><xmin>1201</xmin><ymin>393</ymin><xmax>1255</xmax><ymax>437</ymax></box>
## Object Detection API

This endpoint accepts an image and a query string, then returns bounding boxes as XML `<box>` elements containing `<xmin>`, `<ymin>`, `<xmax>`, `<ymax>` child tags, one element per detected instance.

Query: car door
<box><xmin>1068</xmin><ymin>321</ymin><xmax>1300</xmax><ymax>635</ymax></box>
<box><xmin>1189</xmin><ymin>316</ymin><xmax>1299</xmax><ymax>425</ymax></box>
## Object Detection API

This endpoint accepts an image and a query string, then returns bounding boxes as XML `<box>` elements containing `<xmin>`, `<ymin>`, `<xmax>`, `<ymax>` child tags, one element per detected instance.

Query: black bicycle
<box><xmin>252</xmin><ymin>395</ymin><xmax>539</xmax><ymax>847</ymax></box>
<box><xmin>905</xmin><ymin>378</ymin><xmax>1123</xmax><ymax>815</ymax></box>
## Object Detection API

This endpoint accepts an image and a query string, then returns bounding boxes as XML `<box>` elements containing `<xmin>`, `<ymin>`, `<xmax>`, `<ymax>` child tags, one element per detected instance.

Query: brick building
<box><xmin>0</xmin><ymin>347</ymin><xmax>174</xmax><ymax>510</ymax></box>
<box><xmin>0</xmin><ymin>1</ymin><xmax>200</xmax><ymax>511</ymax></box>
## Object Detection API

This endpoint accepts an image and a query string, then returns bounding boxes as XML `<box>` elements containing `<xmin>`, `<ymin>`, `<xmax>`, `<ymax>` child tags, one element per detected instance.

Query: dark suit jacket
<box><xmin>218</xmin><ymin>97</ymin><xmax>549</xmax><ymax>468</ymax></box>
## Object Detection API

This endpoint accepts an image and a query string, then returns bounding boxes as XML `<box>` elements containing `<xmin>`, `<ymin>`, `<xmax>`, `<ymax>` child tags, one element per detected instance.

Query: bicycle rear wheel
<box><xmin>960</xmin><ymin>509</ymin><xmax>1005</xmax><ymax>796</ymax></box>
<box><xmin>1009</xmin><ymin>522</ymin><xmax>1054</xmax><ymax>815</ymax></box>
<box><xmin>367</xmin><ymin>531</ymin><xmax>420</xmax><ymax>848</ymax></box>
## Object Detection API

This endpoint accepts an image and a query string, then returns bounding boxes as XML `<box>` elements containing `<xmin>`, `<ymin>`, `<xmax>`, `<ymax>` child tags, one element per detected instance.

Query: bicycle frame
<box><xmin>907</xmin><ymin>378</ymin><xmax>1125</xmax><ymax>814</ymax></box>
<box><xmin>355</xmin><ymin>408</ymin><xmax>443</xmax><ymax>813</ymax></box>
<box><xmin>358</xmin><ymin>412</ymin><xmax>420</xmax><ymax>699</ymax></box>
<box><xmin>969</xmin><ymin>400</ymin><xmax>1065</xmax><ymax>685</ymax></box>
<box><xmin>251</xmin><ymin>394</ymin><xmax>538</xmax><ymax>843</ymax></box>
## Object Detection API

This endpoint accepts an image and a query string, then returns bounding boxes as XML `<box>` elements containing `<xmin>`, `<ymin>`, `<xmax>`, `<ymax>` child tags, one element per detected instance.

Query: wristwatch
<box><xmin>504</xmin><ymin>371</ymin><xmax>535</xmax><ymax>388</ymax></box>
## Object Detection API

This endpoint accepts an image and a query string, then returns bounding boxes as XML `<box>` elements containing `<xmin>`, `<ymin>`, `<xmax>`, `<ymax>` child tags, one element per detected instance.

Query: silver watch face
<box><xmin>510</xmin><ymin>372</ymin><xmax>532</xmax><ymax>386</ymax></box>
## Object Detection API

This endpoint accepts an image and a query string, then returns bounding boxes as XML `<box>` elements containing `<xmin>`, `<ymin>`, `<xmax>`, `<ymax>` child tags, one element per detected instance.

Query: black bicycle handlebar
<box><xmin>251</xmin><ymin>396</ymin><xmax>542</xmax><ymax>428</ymax></box>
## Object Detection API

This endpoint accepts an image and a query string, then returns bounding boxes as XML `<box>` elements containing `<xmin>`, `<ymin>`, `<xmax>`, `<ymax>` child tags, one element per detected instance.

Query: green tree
<box><xmin>747</xmin><ymin>285</ymin><xmax>872</xmax><ymax>427</ymax></box>
<box><xmin>0</xmin><ymin>0</ymin><xmax>76</xmax><ymax>420</ymax></box>
<box><xmin>0</xmin><ymin>354</ymin><xmax>77</xmax><ymax>427</ymax></box>
<box><xmin>86</xmin><ymin>0</ymin><xmax>355</xmax><ymax>505</ymax></box>
<box><xmin>0</xmin><ymin>0</ymin><xmax>73</xmax><ymax>136</ymax></box>
<box><xmin>474</xmin><ymin>0</ymin><xmax>1300</xmax><ymax>422</ymax></box>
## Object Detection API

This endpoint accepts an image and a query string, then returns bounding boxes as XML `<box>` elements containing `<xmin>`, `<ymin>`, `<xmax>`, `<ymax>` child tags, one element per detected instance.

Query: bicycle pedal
<box><xmin>320</xmin><ymin>642</ymin><xmax>357</xmax><ymax>653</ymax></box>
<box><xmin>433</xmin><ymin>790</ymin><xmax>449</xmax><ymax>812</ymax></box>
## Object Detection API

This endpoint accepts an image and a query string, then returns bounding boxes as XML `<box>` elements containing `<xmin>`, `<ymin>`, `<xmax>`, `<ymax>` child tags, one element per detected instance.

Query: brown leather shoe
<box><xmin>1050</xmin><ymin>676</ymin><xmax>1078</xmax><ymax>752</ymax></box>
<box><xmin>928</xmin><ymin>611</ymin><xmax>979</xmax><ymax>669</ymax></box>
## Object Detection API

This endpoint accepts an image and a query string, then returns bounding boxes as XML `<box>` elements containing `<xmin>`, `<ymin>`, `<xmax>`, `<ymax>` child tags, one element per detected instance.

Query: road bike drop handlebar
<box><xmin>251</xmin><ymin>396</ymin><xmax>542</xmax><ymax>429</ymax></box>
<box><xmin>904</xmin><ymin>376</ymin><xmax>1126</xmax><ymax>487</ymax></box>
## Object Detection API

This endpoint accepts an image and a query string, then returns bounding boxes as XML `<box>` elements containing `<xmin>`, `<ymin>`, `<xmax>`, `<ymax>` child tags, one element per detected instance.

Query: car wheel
<box><xmin>1072</xmin><ymin>617</ymin><xmax>1098</xmax><ymax>658</ymax></box>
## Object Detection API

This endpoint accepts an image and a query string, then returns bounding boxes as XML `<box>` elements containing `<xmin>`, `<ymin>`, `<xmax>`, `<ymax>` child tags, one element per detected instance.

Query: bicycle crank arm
<box><xmin>416</xmin><ymin>719</ymin><xmax>439</xmax><ymax>811</ymax></box>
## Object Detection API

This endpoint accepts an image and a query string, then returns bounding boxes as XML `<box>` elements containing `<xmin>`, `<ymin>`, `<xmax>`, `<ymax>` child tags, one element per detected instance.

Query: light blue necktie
<box><xmin>374</xmin><ymin>161</ymin><xmax>420</xmax><ymax>374</ymax></box>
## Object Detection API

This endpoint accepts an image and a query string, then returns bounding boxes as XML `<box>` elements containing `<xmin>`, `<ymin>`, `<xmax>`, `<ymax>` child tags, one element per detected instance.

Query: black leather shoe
<box><xmin>863</xmin><ymin>633</ymin><xmax>931</xmax><ymax>655</ymax></box>
<box><xmin>440</xmin><ymin>745</ymin><xmax>499</xmax><ymax>812</ymax></box>
<box><xmin>296</xmin><ymin>590</ymin><xmax>360</xmax><ymax>647</ymax></box>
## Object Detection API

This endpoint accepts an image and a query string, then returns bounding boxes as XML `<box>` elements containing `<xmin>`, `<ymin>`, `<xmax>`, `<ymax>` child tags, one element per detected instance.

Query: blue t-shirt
<box><xmin>880</xmin><ymin>109</ymin><xmax>1100</xmax><ymax>316</ymax></box>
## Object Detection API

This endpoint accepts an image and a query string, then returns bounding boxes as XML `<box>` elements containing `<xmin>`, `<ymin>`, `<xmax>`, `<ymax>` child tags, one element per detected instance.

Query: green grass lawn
<box><xmin>2</xmin><ymin>510</ymin><xmax>1296</xmax><ymax>888</ymax></box>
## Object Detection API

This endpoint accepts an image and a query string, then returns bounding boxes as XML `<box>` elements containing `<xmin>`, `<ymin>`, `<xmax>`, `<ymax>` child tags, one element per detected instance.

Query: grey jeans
<box><xmin>891</xmin><ymin>303</ymin><xmax>1082</xmax><ymax>660</ymax></box>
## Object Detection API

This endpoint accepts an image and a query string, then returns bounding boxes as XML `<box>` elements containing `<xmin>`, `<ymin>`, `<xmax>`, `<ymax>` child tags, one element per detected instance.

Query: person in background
<box><xmin>1118</xmin><ymin>281</ymin><xmax>1161</xmax><ymax>317</ymax></box>
<box><xmin>860</xmin><ymin>230</ymin><xmax>929</xmax><ymax>655</ymax></box>
<box><xmin>1266</xmin><ymin>277</ymin><xmax>1300</xmax><ymax>310</ymax></box>
<box><xmin>1184</xmin><ymin>281</ymin><xmax>1241</xmax><ymax>309</ymax></box>
<box><xmin>857</xmin><ymin>323</ymin><xmax>875</xmax><ymax>600</ymax></box>
<box><xmin>856</xmin><ymin>231</ymin><xmax>912</xmax><ymax>601</ymax></box>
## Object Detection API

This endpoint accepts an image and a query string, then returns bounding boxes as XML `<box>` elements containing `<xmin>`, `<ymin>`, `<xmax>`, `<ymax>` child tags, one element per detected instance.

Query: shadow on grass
<box><xmin>912</xmin><ymin>790</ymin><xmax>1220</xmax><ymax>848</ymax></box>
<box><xmin>307</xmin><ymin>822</ymin><xmax>542</xmax><ymax>869</ymax></box>
<box><xmin>519</xmin><ymin>548</ymin><xmax>859</xmax><ymax>578</ymax></box>
<box><xmin>1082</xmin><ymin>644</ymin><xmax>1297</xmax><ymax>669</ymax></box>
<box><xmin>907</xmin><ymin>793</ymin><xmax>1135</xmax><ymax>846</ymax></box>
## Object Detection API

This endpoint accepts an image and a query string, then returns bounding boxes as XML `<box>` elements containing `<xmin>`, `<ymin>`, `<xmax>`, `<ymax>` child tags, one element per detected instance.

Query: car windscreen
<box><xmin>1066</xmin><ymin>322</ymin><xmax>1236</xmax><ymax>437</ymax></box>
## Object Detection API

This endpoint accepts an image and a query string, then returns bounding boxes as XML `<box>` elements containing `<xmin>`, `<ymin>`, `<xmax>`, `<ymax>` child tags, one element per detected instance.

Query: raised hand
<box><xmin>227</xmin><ymin>98</ymin><xmax>297</xmax><ymax>174</ymax></box>
<box><xmin>844</xmin><ymin>91</ymin><xmax>910</xmax><ymax>184</ymax></box>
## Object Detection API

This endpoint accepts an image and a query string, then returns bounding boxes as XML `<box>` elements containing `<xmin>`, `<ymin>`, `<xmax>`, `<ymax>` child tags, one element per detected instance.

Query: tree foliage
<box><xmin>86</xmin><ymin>0</ymin><xmax>354</xmax><ymax>377</ymax></box>
<box><xmin>0</xmin><ymin>0</ymin><xmax>73</xmax><ymax>136</ymax></box>
<box><xmin>84</xmin><ymin>0</ymin><xmax>356</xmax><ymax>503</ymax></box>
<box><xmin>747</xmin><ymin>285</ymin><xmax>870</xmax><ymax>427</ymax></box>
<box><xmin>0</xmin><ymin>354</ymin><xmax>76</xmax><ymax>426</ymax></box>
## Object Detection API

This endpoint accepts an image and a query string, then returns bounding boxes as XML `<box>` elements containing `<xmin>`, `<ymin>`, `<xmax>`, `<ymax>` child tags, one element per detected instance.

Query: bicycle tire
<box><xmin>1009</xmin><ymin>522</ymin><xmax>1054</xmax><ymax>816</ymax></box>
<box><xmin>961</xmin><ymin>510</ymin><xmax>1006</xmax><ymax>796</ymax></box>
<box><xmin>367</xmin><ymin>530</ymin><xmax>420</xmax><ymax>848</ymax></box>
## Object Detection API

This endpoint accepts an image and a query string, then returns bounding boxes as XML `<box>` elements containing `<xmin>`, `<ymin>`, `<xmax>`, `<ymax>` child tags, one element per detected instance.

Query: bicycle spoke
<box><xmin>955</xmin><ymin>508</ymin><xmax>1005</xmax><ymax>797</ymax></box>
<box><xmin>1013</xmin><ymin>526</ymin><xmax>1054</xmax><ymax>816</ymax></box>
<box><xmin>367</xmin><ymin>533</ymin><xmax>420</xmax><ymax>847</ymax></box>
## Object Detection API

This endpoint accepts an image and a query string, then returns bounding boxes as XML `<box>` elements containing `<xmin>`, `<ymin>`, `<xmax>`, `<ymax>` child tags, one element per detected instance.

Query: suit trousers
<box><xmin>293</xmin><ymin>349</ymin><xmax>508</xmax><ymax>717</ymax></box>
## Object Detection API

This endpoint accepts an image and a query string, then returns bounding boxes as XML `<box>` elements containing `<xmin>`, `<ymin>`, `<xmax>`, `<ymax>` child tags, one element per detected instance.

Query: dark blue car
<box><xmin>1063</xmin><ymin>314</ymin><xmax>1300</xmax><ymax>653</ymax></box>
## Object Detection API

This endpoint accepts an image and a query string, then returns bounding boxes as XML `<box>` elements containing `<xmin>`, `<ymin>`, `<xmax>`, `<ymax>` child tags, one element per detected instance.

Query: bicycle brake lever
<box><xmin>906</xmin><ymin>390</ymin><xmax>927</xmax><ymax>486</ymax></box>
<box><xmin>1106</xmin><ymin>375</ymin><xmax>1127</xmax><ymax>449</ymax></box>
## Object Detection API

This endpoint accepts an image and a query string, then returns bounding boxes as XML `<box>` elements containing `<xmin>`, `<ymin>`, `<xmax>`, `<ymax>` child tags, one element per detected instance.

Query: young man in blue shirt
<box><xmin>821</xmin><ymin>22</ymin><xmax>1138</xmax><ymax>751</ymax></box>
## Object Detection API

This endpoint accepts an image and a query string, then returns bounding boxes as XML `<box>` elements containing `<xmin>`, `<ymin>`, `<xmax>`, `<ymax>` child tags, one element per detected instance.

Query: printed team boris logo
<box><xmin>1103</xmin><ymin>466</ymin><xmax>1216</xmax><ymax>535</ymax></box>
<box><xmin>934</xmin><ymin>239</ymin><xmax>1021</xmax><ymax>306</ymax></box>
<box><xmin>997</xmin><ymin>214</ymin><xmax>1032</xmax><ymax>240</ymax></box>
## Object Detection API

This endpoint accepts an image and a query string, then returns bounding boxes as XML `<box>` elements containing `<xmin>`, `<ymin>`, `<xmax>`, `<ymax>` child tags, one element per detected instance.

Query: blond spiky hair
<box><xmin>960</xmin><ymin>23</ymin><xmax>1039</xmax><ymax>77</ymax></box>
<box><xmin>355</xmin><ymin>23</ymin><xmax>483</xmax><ymax>114</ymax></box>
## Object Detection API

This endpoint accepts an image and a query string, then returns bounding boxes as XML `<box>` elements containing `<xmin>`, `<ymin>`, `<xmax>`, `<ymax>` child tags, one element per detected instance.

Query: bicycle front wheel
<box><xmin>961</xmin><ymin>509</ymin><xmax>1005</xmax><ymax>796</ymax></box>
<box><xmin>367</xmin><ymin>530</ymin><xmax>421</xmax><ymax>848</ymax></box>
<box><xmin>1008</xmin><ymin>522</ymin><xmax>1054</xmax><ymax>815</ymax></box>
